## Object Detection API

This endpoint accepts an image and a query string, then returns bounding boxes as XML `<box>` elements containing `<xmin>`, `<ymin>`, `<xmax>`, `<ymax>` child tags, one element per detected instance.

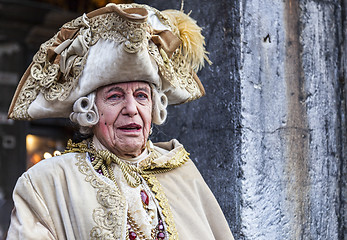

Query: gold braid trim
<box><xmin>65</xmin><ymin>139</ymin><xmax>142</xmax><ymax>187</ymax></box>
<box><xmin>66</xmin><ymin>139</ymin><xmax>186</xmax><ymax>240</ymax></box>
<box><xmin>142</xmin><ymin>148</ymin><xmax>190</xmax><ymax>171</ymax></box>
<box><xmin>75</xmin><ymin>153</ymin><xmax>127</xmax><ymax>240</ymax></box>
<box><xmin>143</xmin><ymin>174</ymin><xmax>179</xmax><ymax>240</ymax></box>
<box><xmin>65</xmin><ymin>139</ymin><xmax>189</xmax><ymax>187</ymax></box>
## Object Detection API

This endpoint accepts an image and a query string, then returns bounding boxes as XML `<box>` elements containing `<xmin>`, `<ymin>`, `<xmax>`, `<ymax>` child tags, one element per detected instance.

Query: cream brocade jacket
<box><xmin>7</xmin><ymin>139</ymin><xmax>234</xmax><ymax>240</ymax></box>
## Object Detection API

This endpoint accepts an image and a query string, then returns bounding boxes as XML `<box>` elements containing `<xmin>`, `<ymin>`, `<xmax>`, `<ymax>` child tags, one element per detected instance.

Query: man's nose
<box><xmin>121</xmin><ymin>96</ymin><xmax>138</xmax><ymax>117</ymax></box>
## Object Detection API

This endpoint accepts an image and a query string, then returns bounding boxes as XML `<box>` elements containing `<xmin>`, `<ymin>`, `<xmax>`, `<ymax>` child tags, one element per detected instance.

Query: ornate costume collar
<box><xmin>64</xmin><ymin>138</ymin><xmax>189</xmax><ymax>188</ymax></box>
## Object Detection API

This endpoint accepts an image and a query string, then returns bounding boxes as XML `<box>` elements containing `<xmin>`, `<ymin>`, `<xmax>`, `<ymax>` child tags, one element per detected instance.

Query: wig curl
<box><xmin>69</xmin><ymin>92</ymin><xmax>99</xmax><ymax>135</ymax></box>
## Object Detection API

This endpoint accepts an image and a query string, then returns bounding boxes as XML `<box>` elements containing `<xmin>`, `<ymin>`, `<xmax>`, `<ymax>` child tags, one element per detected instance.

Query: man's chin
<box><xmin>115</xmin><ymin>140</ymin><xmax>146</xmax><ymax>158</ymax></box>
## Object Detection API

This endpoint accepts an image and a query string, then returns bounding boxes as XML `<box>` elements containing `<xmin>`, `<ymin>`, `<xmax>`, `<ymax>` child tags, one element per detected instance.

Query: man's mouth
<box><xmin>118</xmin><ymin>123</ymin><xmax>142</xmax><ymax>131</ymax></box>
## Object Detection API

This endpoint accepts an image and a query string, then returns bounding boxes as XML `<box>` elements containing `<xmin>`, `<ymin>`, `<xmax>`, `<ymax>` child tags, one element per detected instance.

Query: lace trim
<box><xmin>75</xmin><ymin>153</ymin><xmax>127</xmax><ymax>240</ymax></box>
<box><xmin>10</xmin><ymin>16</ymin><xmax>89</xmax><ymax>119</ymax></box>
<box><xmin>143</xmin><ymin>174</ymin><xmax>179</xmax><ymax>240</ymax></box>
<box><xmin>148</xmin><ymin>42</ymin><xmax>201</xmax><ymax>102</ymax></box>
<box><xmin>89</xmin><ymin>12</ymin><xmax>149</xmax><ymax>53</ymax></box>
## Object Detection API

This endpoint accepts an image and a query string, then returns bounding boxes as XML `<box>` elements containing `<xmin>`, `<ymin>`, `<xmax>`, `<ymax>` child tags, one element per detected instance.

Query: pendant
<box><xmin>140</xmin><ymin>189</ymin><xmax>149</xmax><ymax>206</ymax></box>
<box><xmin>129</xmin><ymin>230</ymin><xmax>137</xmax><ymax>240</ymax></box>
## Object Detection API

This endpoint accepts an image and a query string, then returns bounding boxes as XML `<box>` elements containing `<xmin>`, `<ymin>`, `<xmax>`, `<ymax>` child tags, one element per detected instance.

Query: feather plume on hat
<box><xmin>163</xmin><ymin>9</ymin><xmax>211</xmax><ymax>72</ymax></box>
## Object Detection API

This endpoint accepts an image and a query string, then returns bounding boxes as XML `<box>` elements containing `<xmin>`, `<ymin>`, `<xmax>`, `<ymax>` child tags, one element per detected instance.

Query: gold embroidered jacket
<box><xmin>7</xmin><ymin>140</ymin><xmax>233</xmax><ymax>240</ymax></box>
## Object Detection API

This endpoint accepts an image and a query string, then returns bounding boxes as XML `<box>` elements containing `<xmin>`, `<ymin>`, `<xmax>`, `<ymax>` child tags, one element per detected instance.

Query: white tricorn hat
<box><xmin>8</xmin><ymin>3</ymin><xmax>210</xmax><ymax>120</ymax></box>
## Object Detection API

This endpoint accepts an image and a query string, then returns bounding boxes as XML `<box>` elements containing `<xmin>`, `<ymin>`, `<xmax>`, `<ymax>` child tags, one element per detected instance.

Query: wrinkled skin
<box><xmin>93</xmin><ymin>81</ymin><xmax>152</xmax><ymax>158</ymax></box>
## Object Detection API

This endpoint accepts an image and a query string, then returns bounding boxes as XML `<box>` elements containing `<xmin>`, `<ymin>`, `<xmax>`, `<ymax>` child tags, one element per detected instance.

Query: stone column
<box><xmin>340</xmin><ymin>1</ymin><xmax>347</xmax><ymax>239</ymax></box>
<box><xmin>240</xmin><ymin>0</ymin><xmax>346</xmax><ymax>239</ymax></box>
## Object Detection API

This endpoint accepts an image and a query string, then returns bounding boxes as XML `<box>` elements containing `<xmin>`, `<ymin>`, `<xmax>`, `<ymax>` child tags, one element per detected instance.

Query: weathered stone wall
<box><xmin>341</xmin><ymin>2</ymin><xmax>347</xmax><ymax>239</ymax></box>
<box><xmin>240</xmin><ymin>0</ymin><xmax>346</xmax><ymax>239</ymax></box>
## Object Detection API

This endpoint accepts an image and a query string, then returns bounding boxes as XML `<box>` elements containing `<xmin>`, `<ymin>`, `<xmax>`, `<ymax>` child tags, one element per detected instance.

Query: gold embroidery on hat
<box><xmin>89</xmin><ymin>12</ymin><xmax>149</xmax><ymax>53</ymax></box>
<box><xmin>148</xmin><ymin>41</ymin><xmax>201</xmax><ymax>101</ymax></box>
<box><xmin>9</xmin><ymin>3</ymin><xmax>206</xmax><ymax>120</ymax></box>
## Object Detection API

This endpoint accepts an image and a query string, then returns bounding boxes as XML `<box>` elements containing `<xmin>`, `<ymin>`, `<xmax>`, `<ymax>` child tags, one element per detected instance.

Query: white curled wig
<box><xmin>69</xmin><ymin>92</ymin><xmax>99</xmax><ymax>135</ymax></box>
<box><xmin>151</xmin><ymin>84</ymin><xmax>168</xmax><ymax>125</ymax></box>
<box><xmin>70</xmin><ymin>85</ymin><xmax>168</xmax><ymax>135</ymax></box>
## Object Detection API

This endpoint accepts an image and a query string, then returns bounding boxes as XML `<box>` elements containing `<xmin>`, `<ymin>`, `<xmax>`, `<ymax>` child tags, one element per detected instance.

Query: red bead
<box><xmin>157</xmin><ymin>232</ymin><xmax>165</xmax><ymax>239</ymax></box>
<box><xmin>129</xmin><ymin>231</ymin><xmax>137</xmax><ymax>240</ymax></box>
<box><xmin>140</xmin><ymin>190</ymin><xmax>149</xmax><ymax>206</ymax></box>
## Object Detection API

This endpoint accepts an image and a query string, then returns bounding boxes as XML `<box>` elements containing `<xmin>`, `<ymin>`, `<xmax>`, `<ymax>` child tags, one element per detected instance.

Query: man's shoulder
<box><xmin>25</xmin><ymin>152</ymin><xmax>86</xmax><ymax>179</ymax></box>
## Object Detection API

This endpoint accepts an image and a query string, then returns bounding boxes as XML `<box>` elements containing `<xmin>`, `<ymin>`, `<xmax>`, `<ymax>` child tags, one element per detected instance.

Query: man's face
<box><xmin>93</xmin><ymin>81</ymin><xmax>152</xmax><ymax>158</ymax></box>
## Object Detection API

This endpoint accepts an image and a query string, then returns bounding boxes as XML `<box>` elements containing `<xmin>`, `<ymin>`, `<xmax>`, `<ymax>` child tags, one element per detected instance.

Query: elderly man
<box><xmin>7</xmin><ymin>3</ymin><xmax>234</xmax><ymax>240</ymax></box>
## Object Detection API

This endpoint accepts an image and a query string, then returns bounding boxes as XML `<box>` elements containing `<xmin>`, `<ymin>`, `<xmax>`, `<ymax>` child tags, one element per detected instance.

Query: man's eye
<box><xmin>136</xmin><ymin>93</ymin><xmax>148</xmax><ymax>100</ymax></box>
<box><xmin>107</xmin><ymin>94</ymin><xmax>122</xmax><ymax>100</ymax></box>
